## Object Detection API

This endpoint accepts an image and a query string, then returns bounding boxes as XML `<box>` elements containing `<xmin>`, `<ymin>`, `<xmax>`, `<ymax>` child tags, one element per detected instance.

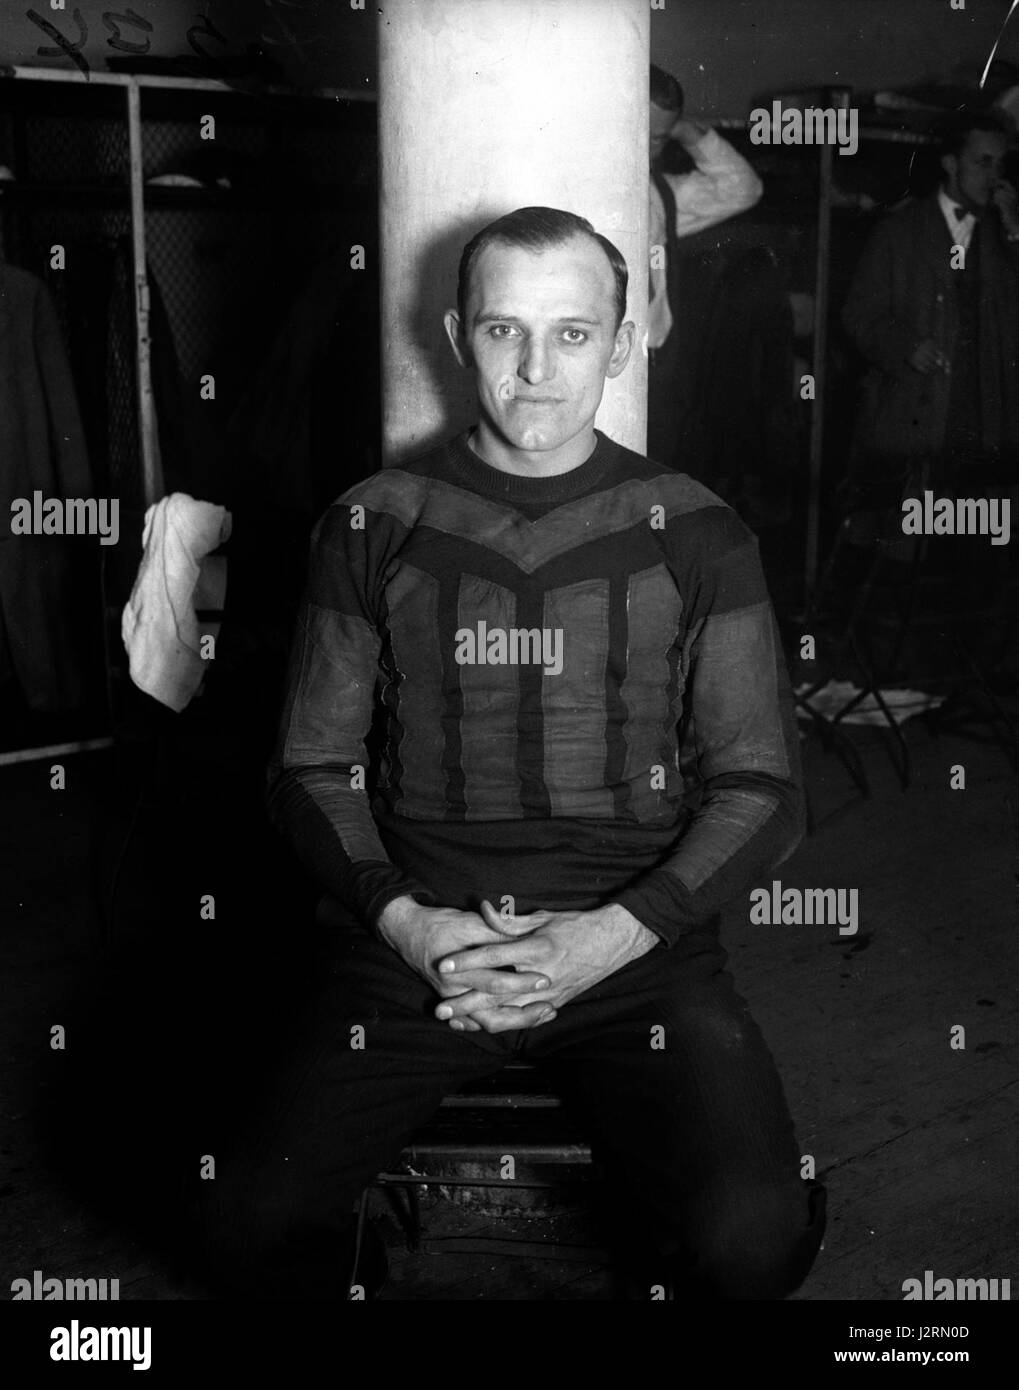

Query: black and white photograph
<box><xmin>0</xmin><ymin>0</ymin><xmax>1016</xmax><ymax>1370</ymax></box>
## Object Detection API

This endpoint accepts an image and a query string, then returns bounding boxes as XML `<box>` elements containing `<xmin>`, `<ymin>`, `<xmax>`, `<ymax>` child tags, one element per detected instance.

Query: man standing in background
<box><xmin>843</xmin><ymin>112</ymin><xmax>1019</xmax><ymax>498</ymax></box>
<box><xmin>647</xmin><ymin>63</ymin><xmax>764</xmax><ymax>470</ymax></box>
<box><xmin>841</xmin><ymin>111</ymin><xmax>1019</xmax><ymax>683</ymax></box>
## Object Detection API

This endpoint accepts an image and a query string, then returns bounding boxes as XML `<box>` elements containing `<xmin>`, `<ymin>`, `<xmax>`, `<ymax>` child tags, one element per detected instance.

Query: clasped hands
<box><xmin>377</xmin><ymin>895</ymin><xmax>658</xmax><ymax>1035</ymax></box>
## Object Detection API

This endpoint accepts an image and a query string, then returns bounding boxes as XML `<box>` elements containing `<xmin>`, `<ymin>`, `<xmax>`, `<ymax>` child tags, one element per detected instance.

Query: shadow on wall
<box><xmin>392</xmin><ymin>210</ymin><xmax>517</xmax><ymax>464</ymax></box>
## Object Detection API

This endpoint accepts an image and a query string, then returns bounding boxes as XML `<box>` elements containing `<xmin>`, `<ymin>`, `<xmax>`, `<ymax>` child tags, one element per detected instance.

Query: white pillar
<box><xmin>379</xmin><ymin>0</ymin><xmax>649</xmax><ymax>465</ymax></box>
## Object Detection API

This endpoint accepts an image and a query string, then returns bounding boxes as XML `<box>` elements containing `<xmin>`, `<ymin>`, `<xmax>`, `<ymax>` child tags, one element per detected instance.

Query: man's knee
<box><xmin>679</xmin><ymin>1178</ymin><xmax>827</xmax><ymax>1300</ymax></box>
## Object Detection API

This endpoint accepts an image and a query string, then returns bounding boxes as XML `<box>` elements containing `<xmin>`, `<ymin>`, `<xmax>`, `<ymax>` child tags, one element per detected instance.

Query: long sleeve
<box><xmin>613</xmin><ymin>516</ymin><xmax>804</xmax><ymax>944</ymax></box>
<box><xmin>664</xmin><ymin>128</ymin><xmax>763</xmax><ymax>240</ymax></box>
<box><xmin>265</xmin><ymin>500</ymin><xmax>437</xmax><ymax>928</ymax></box>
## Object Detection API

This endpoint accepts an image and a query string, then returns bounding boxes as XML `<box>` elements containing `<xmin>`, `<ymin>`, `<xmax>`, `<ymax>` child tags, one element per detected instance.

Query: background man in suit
<box><xmin>843</xmin><ymin>112</ymin><xmax>1019</xmax><ymax>498</ymax></box>
<box><xmin>841</xmin><ymin>111</ymin><xmax>1019</xmax><ymax>680</ymax></box>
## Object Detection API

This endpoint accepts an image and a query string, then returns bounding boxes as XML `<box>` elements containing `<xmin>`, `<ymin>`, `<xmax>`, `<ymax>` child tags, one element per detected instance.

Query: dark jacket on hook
<box><xmin>0</xmin><ymin>262</ymin><xmax>95</xmax><ymax>710</ymax></box>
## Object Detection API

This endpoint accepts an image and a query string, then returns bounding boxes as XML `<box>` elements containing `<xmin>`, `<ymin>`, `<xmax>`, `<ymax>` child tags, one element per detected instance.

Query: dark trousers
<box><xmin>190</xmin><ymin>917</ymin><xmax>826</xmax><ymax>1300</ymax></box>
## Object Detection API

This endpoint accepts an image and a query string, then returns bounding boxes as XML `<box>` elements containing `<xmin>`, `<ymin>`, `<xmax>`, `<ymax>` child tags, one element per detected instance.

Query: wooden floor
<box><xmin>1</xmin><ymin>702</ymin><xmax>1016</xmax><ymax>1302</ymax></box>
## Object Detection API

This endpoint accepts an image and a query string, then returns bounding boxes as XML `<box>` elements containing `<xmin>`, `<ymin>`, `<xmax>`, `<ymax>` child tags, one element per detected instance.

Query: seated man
<box><xmin>193</xmin><ymin>207</ymin><xmax>826</xmax><ymax>1301</ymax></box>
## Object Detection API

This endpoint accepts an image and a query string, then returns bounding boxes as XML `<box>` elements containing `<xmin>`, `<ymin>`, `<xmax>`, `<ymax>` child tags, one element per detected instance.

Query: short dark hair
<box><xmin>939</xmin><ymin>110</ymin><xmax>1010</xmax><ymax>162</ymax></box>
<box><xmin>650</xmin><ymin>63</ymin><xmax>683</xmax><ymax>113</ymax></box>
<box><xmin>456</xmin><ymin>206</ymin><xmax>629</xmax><ymax>331</ymax></box>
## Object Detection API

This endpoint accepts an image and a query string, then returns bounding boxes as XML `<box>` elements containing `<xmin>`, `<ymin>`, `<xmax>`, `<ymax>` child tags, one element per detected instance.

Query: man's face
<box><xmin>943</xmin><ymin>130</ymin><xmax>1008</xmax><ymax>212</ymax></box>
<box><xmin>649</xmin><ymin>101</ymin><xmax>675</xmax><ymax>165</ymax></box>
<box><xmin>445</xmin><ymin>235</ymin><xmax>633</xmax><ymax>462</ymax></box>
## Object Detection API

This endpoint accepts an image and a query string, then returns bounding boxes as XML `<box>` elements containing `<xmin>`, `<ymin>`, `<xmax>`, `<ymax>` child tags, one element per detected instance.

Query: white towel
<box><xmin>121</xmin><ymin>493</ymin><xmax>232</xmax><ymax>713</ymax></box>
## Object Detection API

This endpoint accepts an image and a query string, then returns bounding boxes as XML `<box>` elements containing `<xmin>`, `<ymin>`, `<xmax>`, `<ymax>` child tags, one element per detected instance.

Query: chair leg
<box><xmin>347</xmin><ymin>1187</ymin><xmax>371</xmax><ymax>1297</ymax></box>
<box><xmin>845</xmin><ymin>631</ymin><xmax>912</xmax><ymax>790</ymax></box>
<box><xmin>795</xmin><ymin>692</ymin><xmax>870</xmax><ymax>799</ymax></box>
<box><xmin>378</xmin><ymin>1177</ymin><xmax>424</xmax><ymax>1252</ymax></box>
<box><xmin>950</xmin><ymin>635</ymin><xmax>1019</xmax><ymax>770</ymax></box>
<box><xmin>405</xmin><ymin>1182</ymin><xmax>423</xmax><ymax>1252</ymax></box>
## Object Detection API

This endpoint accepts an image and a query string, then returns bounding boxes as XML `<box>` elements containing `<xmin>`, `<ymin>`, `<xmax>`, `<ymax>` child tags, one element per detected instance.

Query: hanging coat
<box><xmin>0</xmin><ymin>261</ymin><xmax>95</xmax><ymax>711</ymax></box>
